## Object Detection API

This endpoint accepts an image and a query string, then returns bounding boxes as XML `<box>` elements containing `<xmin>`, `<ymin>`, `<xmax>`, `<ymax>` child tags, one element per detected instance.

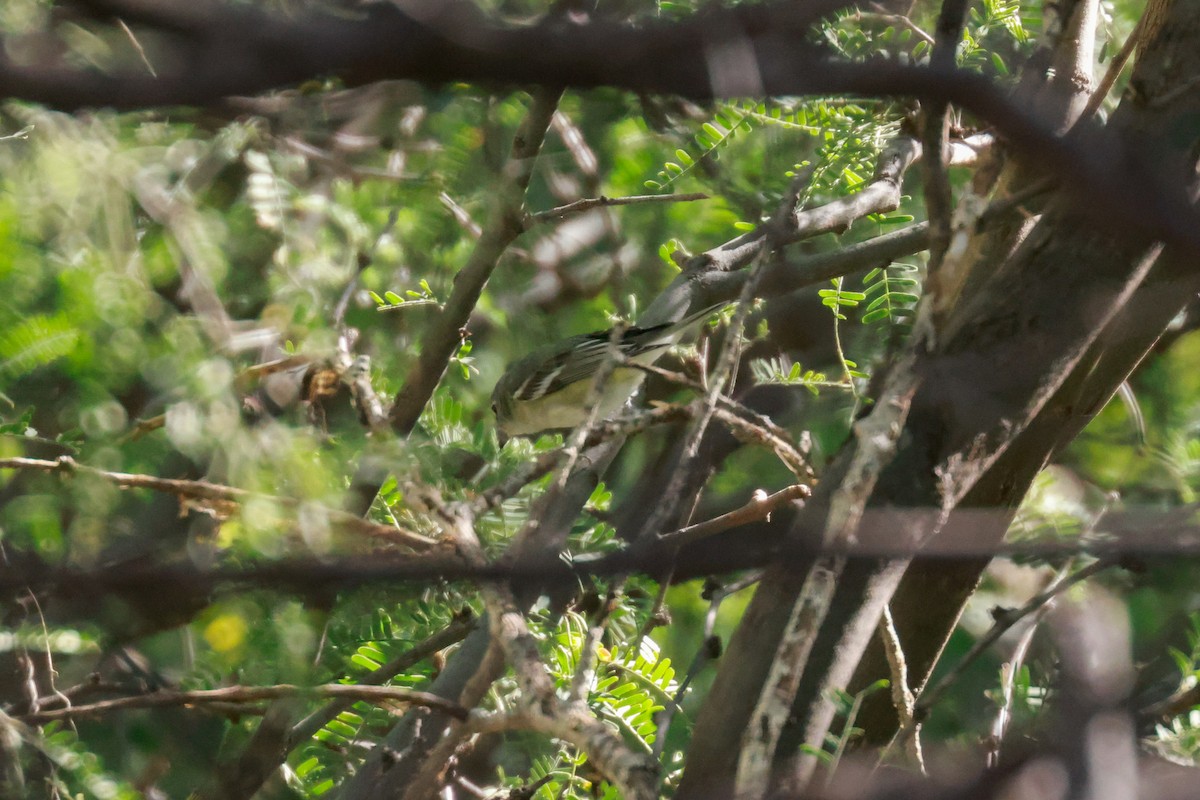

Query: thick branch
<box><xmin>387</xmin><ymin>87</ymin><xmax>561</xmax><ymax>435</ymax></box>
<box><xmin>920</xmin><ymin>0</ymin><xmax>968</xmax><ymax>275</ymax></box>
<box><xmin>7</xmin><ymin>2</ymin><xmax>1199</xmax><ymax>257</ymax></box>
<box><xmin>681</xmin><ymin>1</ymin><xmax>1200</xmax><ymax>794</ymax></box>
<box><xmin>344</xmin><ymin>86</ymin><xmax>562</xmax><ymax>518</ymax></box>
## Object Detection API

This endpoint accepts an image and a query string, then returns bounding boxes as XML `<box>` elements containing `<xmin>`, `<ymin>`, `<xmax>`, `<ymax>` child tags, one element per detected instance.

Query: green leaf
<box><xmin>0</xmin><ymin>314</ymin><xmax>80</xmax><ymax>379</ymax></box>
<box><xmin>800</xmin><ymin>744</ymin><xmax>834</xmax><ymax>766</ymax></box>
<box><xmin>658</xmin><ymin>239</ymin><xmax>680</xmax><ymax>266</ymax></box>
<box><xmin>0</xmin><ymin>406</ymin><xmax>35</xmax><ymax>436</ymax></box>
<box><xmin>325</xmin><ymin>720</ymin><xmax>358</xmax><ymax>738</ymax></box>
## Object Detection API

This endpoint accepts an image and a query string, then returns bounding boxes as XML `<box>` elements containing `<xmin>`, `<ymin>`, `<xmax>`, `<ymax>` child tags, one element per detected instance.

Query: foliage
<box><xmin>860</xmin><ymin>263</ymin><xmax>920</xmax><ymax>326</ymax></box>
<box><xmin>1150</xmin><ymin>614</ymin><xmax>1200</xmax><ymax>766</ymax></box>
<box><xmin>749</xmin><ymin>358</ymin><xmax>836</xmax><ymax>395</ymax></box>
<box><xmin>0</xmin><ymin>0</ymin><xmax>1191</xmax><ymax>797</ymax></box>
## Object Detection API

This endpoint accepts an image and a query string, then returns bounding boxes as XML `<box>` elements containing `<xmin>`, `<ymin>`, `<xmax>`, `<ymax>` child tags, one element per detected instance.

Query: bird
<box><xmin>490</xmin><ymin>303</ymin><xmax>723</xmax><ymax>437</ymax></box>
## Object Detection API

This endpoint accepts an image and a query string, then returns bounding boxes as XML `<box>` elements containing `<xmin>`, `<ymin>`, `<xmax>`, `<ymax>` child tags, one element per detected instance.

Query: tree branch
<box><xmin>658</xmin><ymin>485</ymin><xmax>810</xmax><ymax>549</ymax></box>
<box><xmin>526</xmin><ymin>192</ymin><xmax>709</xmax><ymax>227</ymax></box>
<box><xmin>344</xmin><ymin>86</ymin><xmax>562</xmax><ymax>518</ymax></box>
<box><xmin>0</xmin><ymin>456</ymin><xmax>438</xmax><ymax>550</ymax></box>
<box><xmin>17</xmin><ymin>683</ymin><xmax>470</xmax><ymax>725</ymax></box>
<box><xmin>914</xmin><ymin>557</ymin><xmax>1118</xmax><ymax>717</ymax></box>
<box><xmin>919</xmin><ymin>0</ymin><xmax>968</xmax><ymax>278</ymax></box>
<box><xmin>878</xmin><ymin>604</ymin><xmax>924</xmax><ymax>772</ymax></box>
<box><xmin>7</xmin><ymin>1</ymin><xmax>1198</xmax><ymax>258</ymax></box>
<box><xmin>387</xmin><ymin>87</ymin><xmax>562</xmax><ymax>436</ymax></box>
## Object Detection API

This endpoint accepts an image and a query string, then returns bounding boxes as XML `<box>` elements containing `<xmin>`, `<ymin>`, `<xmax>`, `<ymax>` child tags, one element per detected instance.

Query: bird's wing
<box><xmin>512</xmin><ymin>334</ymin><xmax>614</xmax><ymax>401</ymax></box>
<box><xmin>512</xmin><ymin>304</ymin><xmax>724</xmax><ymax>401</ymax></box>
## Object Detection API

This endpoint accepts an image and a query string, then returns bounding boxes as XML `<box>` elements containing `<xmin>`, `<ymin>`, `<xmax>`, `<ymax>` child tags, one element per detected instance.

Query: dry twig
<box><xmin>19</xmin><ymin>683</ymin><xmax>470</xmax><ymax>725</ymax></box>
<box><xmin>525</xmin><ymin>192</ymin><xmax>709</xmax><ymax>226</ymax></box>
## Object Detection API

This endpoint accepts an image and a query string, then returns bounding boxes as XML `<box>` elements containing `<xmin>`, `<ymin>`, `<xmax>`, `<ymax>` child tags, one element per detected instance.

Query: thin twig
<box><xmin>652</xmin><ymin>634</ymin><xmax>719</xmax><ymax>764</ymax></box>
<box><xmin>631</xmin><ymin>577</ymin><xmax>674</xmax><ymax>660</ymax></box>
<box><xmin>238</xmin><ymin>354</ymin><xmax>311</xmax><ymax>382</ymax></box>
<box><xmin>622</xmin><ymin>359</ymin><xmax>813</xmax><ymax>478</ymax></box>
<box><xmin>1078</xmin><ymin>12</ymin><xmax>1147</xmax><ymax>122</ymax></box>
<box><xmin>116</xmin><ymin>18</ymin><xmax>158</xmax><ymax>77</ymax></box>
<box><xmin>0</xmin><ymin>456</ymin><xmax>251</xmax><ymax>503</ymax></box>
<box><xmin>0</xmin><ymin>456</ymin><xmax>437</xmax><ymax>550</ymax></box>
<box><xmin>548</xmin><ymin>321</ymin><xmax>630</xmax><ymax>493</ymax></box>
<box><xmin>711</xmin><ymin>405</ymin><xmax>812</xmax><ymax>480</ymax></box>
<box><xmin>634</xmin><ymin>172</ymin><xmax>799</xmax><ymax>544</ymax></box>
<box><xmin>657</xmin><ymin>485</ymin><xmax>809</xmax><ymax>548</ymax></box>
<box><xmin>986</xmin><ymin>598</ymin><xmax>1043</xmax><ymax>768</ymax></box>
<box><xmin>568</xmin><ymin>587</ymin><xmax>621</xmax><ymax>705</ymax></box>
<box><xmin>288</xmin><ymin>613</ymin><xmax>476</xmax><ymax>746</ymax></box>
<box><xmin>18</xmin><ymin>683</ymin><xmax>470</xmax><ymax>725</ymax></box>
<box><xmin>526</xmin><ymin>192</ymin><xmax>709</xmax><ymax>226</ymax></box>
<box><xmin>860</xmin><ymin>3</ymin><xmax>935</xmax><ymax>44</ymax></box>
<box><xmin>440</xmin><ymin>191</ymin><xmax>483</xmax><ymax>239</ymax></box>
<box><xmin>552</xmin><ymin>110</ymin><xmax>600</xmax><ymax>178</ymax></box>
<box><xmin>335</xmin><ymin>207</ymin><xmax>400</xmax><ymax>329</ymax></box>
<box><xmin>27</xmin><ymin>592</ymin><xmax>70</xmax><ymax>715</ymax></box>
<box><xmin>651</xmin><ymin>573</ymin><xmax>759</xmax><ymax>766</ymax></box>
<box><xmin>119</xmin><ymin>413</ymin><xmax>166</xmax><ymax>442</ymax></box>
<box><xmin>1151</xmin><ymin>74</ymin><xmax>1200</xmax><ymax>110</ymax></box>
<box><xmin>344</xmin><ymin>353</ymin><xmax>389</xmax><ymax>433</ymax></box>
<box><xmin>975</xmin><ymin>178</ymin><xmax>1057</xmax><ymax>227</ymax></box>
<box><xmin>472</xmin><ymin>405</ymin><xmax>690</xmax><ymax>513</ymax></box>
<box><xmin>406</xmin><ymin>507</ymin><xmax>657</xmax><ymax>800</ymax></box>
<box><xmin>1142</xmin><ymin>682</ymin><xmax>1200</xmax><ymax>724</ymax></box>
<box><xmin>727</xmin><ymin>147</ymin><xmax>923</xmax><ymax>796</ymax></box>
<box><xmin>824</xmin><ymin>687</ymin><xmax>869</xmax><ymax>788</ymax></box>
<box><xmin>914</xmin><ymin>556</ymin><xmax>1118</xmax><ymax>716</ymax></box>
